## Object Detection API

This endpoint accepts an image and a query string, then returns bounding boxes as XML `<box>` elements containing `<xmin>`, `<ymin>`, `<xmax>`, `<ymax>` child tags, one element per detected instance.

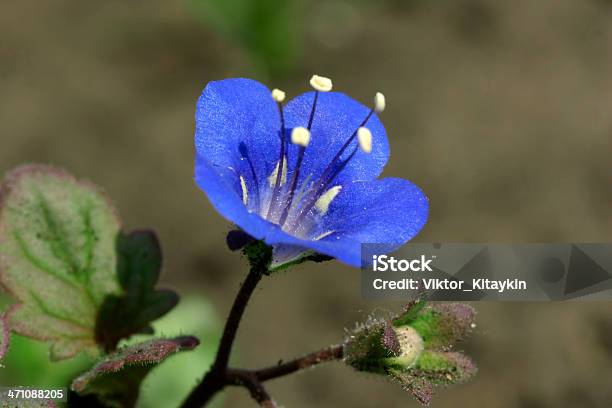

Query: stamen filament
<box><xmin>265</xmin><ymin>101</ymin><xmax>287</xmax><ymax>219</ymax></box>
<box><xmin>289</xmin><ymin>108</ymin><xmax>373</xmax><ymax>227</ymax></box>
<box><xmin>241</xmin><ymin>148</ymin><xmax>261</xmax><ymax>213</ymax></box>
<box><xmin>287</xmin><ymin>102</ymin><xmax>376</xmax><ymax>233</ymax></box>
<box><xmin>289</xmin><ymin>145</ymin><xmax>358</xmax><ymax>234</ymax></box>
<box><xmin>321</xmin><ymin>108</ymin><xmax>374</xmax><ymax>183</ymax></box>
<box><xmin>283</xmin><ymin>173</ymin><xmax>313</xmax><ymax>228</ymax></box>
<box><xmin>278</xmin><ymin>147</ymin><xmax>305</xmax><ymax>226</ymax></box>
<box><xmin>307</xmin><ymin>91</ymin><xmax>319</xmax><ymax>130</ymax></box>
<box><xmin>278</xmin><ymin>91</ymin><xmax>319</xmax><ymax>226</ymax></box>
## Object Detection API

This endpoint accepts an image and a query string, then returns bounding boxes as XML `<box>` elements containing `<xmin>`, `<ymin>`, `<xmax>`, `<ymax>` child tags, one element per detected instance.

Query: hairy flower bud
<box><xmin>344</xmin><ymin>301</ymin><xmax>477</xmax><ymax>406</ymax></box>
<box><xmin>390</xmin><ymin>326</ymin><xmax>424</xmax><ymax>368</ymax></box>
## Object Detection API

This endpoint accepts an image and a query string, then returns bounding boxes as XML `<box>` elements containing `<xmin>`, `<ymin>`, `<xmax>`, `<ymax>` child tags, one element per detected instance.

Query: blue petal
<box><xmin>194</xmin><ymin>79</ymin><xmax>427</xmax><ymax>269</ymax></box>
<box><xmin>267</xmin><ymin>178</ymin><xmax>429</xmax><ymax>267</ymax></box>
<box><xmin>195</xmin><ymin>157</ymin><xmax>277</xmax><ymax>241</ymax></box>
<box><xmin>195</xmin><ymin>78</ymin><xmax>281</xmax><ymax>210</ymax></box>
<box><xmin>319</xmin><ymin>178</ymin><xmax>429</xmax><ymax>243</ymax></box>
<box><xmin>282</xmin><ymin>91</ymin><xmax>389</xmax><ymax>187</ymax></box>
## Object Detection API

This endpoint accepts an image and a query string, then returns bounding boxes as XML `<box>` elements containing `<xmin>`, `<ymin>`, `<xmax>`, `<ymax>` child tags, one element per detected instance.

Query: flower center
<box><xmin>246</xmin><ymin>76</ymin><xmax>385</xmax><ymax>240</ymax></box>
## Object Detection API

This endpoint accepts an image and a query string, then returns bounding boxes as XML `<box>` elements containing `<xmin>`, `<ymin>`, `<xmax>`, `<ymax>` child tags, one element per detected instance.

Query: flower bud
<box><xmin>345</xmin><ymin>301</ymin><xmax>477</xmax><ymax>406</ymax></box>
<box><xmin>394</xmin><ymin>303</ymin><xmax>476</xmax><ymax>350</ymax></box>
<box><xmin>383</xmin><ymin>326</ymin><xmax>424</xmax><ymax>369</ymax></box>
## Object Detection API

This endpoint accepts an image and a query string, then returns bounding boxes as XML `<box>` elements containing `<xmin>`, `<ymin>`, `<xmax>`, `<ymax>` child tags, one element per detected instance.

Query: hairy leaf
<box><xmin>0</xmin><ymin>165</ymin><xmax>178</xmax><ymax>359</ymax></box>
<box><xmin>0</xmin><ymin>165</ymin><xmax>123</xmax><ymax>359</ymax></box>
<box><xmin>71</xmin><ymin>336</ymin><xmax>199</xmax><ymax>408</ymax></box>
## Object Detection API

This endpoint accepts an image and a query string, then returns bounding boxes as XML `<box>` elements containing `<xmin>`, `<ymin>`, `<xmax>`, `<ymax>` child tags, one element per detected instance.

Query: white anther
<box><xmin>315</xmin><ymin>186</ymin><xmax>342</xmax><ymax>215</ymax></box>
<box><xmin>374</xmin><ymin>92</ymin><xmax>386</xmax><ymax>113</ymax></box>
<box><xmin>239</xmin><ymin>176</ymin><xmax>248</xmax><ymax>205</ymax></box>
<box><xmin>357</xmin><ymin>127</ymin><xmax>372</xmax><ymax>153</ymax></box>
<box><xmin>291</xmin><ymin>127</ymin><xmax>311</xmax><ymax>147</ymax></box>
<box><xmin>309</xmin><ymin>75</ymin><xmax>333</xmax><ymax>92</ymax></box>
<box><xmin>313</xmin><ymin>230</ymin><xmax>334</xmax><ymax>241</ymax></box>
<box><xmin>271</xmin><ymin>88</ymin><xmax>286</xmax><ymax>103</ymax></box>
<box><xmin>268</xmin><ymin>156</ymin><xmax>287</xmax><ymax>186</ymax></box>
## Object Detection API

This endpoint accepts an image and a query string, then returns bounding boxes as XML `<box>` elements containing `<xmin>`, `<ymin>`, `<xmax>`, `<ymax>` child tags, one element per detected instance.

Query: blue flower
<box><xmin>194</xmin><ymin>77</ymin><xmax>428</xmax><ymax>269</ymax></box>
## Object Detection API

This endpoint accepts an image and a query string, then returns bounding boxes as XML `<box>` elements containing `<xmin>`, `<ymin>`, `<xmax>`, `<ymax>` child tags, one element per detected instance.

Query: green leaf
<box><xmin>0</xmin><ymin>165</ymin><xmax>178</xmax><ymax>360</ymax></box>
<box><xmin>95</xmin><ymin>231</ymin><xmax>179</xmax><ymax>352</ymax></box>
<box><xmin>0</xmin><ymin>165</ymin><xmax>123</xmax><ymax>359</ymax></box>
<box><xmin>71</xmin><ymin>336</ymin><xmax>200</xmax><ymax>408</ymax></box>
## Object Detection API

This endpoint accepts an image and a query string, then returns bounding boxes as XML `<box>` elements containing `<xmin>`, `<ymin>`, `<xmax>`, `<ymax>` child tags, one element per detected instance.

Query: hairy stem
<box><xmin>181</xmin><ymin>264</ymin><xmax>264</xmax><ymax>408</ymax></box>
<box><xmin>214</xmin><ymin>266</ymin><xmax>263</xmax><ymax>370</ymax></box>
<box><xmin>223</xmin><ymin>345</ymin><xmax>344</xmax><ymax>407</ymax></box>
<box><xmin>181</xmin><ymin>245</ymin><xmax>344</xmax><ymax>408</ymax></box>
<box><xmin>226</xmin><ymin>371</ymin><xmax>277</xmax><ymax>408</ymax></box>
<box><xmin>244</xmin><ymin>344</ymin><xmax>344</xmax><ymax>381</ymax></box>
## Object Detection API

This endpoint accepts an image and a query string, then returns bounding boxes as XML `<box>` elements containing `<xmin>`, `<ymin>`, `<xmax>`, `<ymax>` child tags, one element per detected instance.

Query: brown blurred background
<box><xmin>1</xmin><ymin>0</ymin><xmax>611</xmax><ymax>407</ymax></box>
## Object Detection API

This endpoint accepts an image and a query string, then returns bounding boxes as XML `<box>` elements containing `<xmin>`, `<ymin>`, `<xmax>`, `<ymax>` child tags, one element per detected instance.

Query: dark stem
<box><xmin>224</xmin><ymin>344</ymin><xmax>344</xmax><ymax>407</ymax></box>
<box><xmin>248</xmin><ymin>344</ymin><xmax>344</xmax><ymax>381</ymax></box>
<box><xmin>214</xmin><ymin>266</ymin><xmax>263</xmax><ymax>370</ymax></box>
<box><xmin>181</xmin><ymin>243</ymin><xmax>345</xmax><ymax>408</ymax></box>
<box><xmin>255</xmin><ymin>344</ymin><xmax>344</xmax><ymax>381</ymax></box>
<box><xmin>226</xmin><ymin>371</ymin><xmax>277</xmax><ymax>408</ymax></box>
<box><xmin>182</xmin><ymin>327</ymin><xmax>344</xmax><ymax>407</ymax></box>
<box><xmin>181</xmin><ymin>263</ymin><xmax>264</xmax><ymax>408</ymax></box>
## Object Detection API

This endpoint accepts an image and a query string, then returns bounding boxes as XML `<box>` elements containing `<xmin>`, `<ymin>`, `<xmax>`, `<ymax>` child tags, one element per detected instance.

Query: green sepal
<box><xmin>344</xmin><ymin>319</ymin><xmax>395</xmax><ymax>374</ymax></box>
<box><xmin>236</xmin><ymin>235</ymin><xmax>333</xmax><ymax>274</ymax></box>
<box><xmin>388</xmin><ymin>369</ymin><xmax>434</xmax><ymax>406</ymax></box>
<box><xmin>242</xmin><ymin>240</ymin><xmax>273</xmax><ymax>274</ymax></box>
<box><xmin>407</xmin><ymin>304</ymin><xmax>476</xmax><ymax>350</ymax></box>
<box><xmin>413</xmin><ymin>350</ymin><xmax>477</xmax><ymax>385</ymax></box>
<box><xmin>388</xmin><ymin>350</ymin><xmax>476</xmax><ymax>406</ymax></box>
<box><xmin>392</xmin><ymin>298</ymin><xmax>427</xmax><ymax>328</ymax></box>
<box><xmin>267</xmin><ymin>250</ymin><xmax>332</xmax><ymax>273</ymax></box>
